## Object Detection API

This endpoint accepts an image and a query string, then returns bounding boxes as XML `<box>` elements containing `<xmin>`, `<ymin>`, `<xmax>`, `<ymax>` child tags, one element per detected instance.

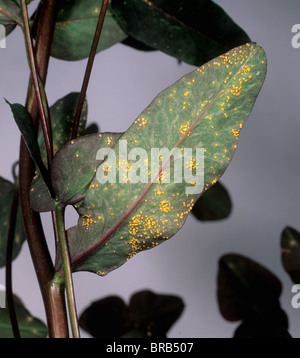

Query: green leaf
<box><xmin>13</xmin><ymin>0</ymin><xmax>33</xmax><ymax>5</ymax></box>
<box><xmin>0</xmin><ymin>296</ymin><xmax>48</xmax><ymax>338</ymax></box>
<box><xmin>281</xmin><ymin>226</ymin><xmax>300</xmax><ymax>284</ymax></box>
<box><xmin>128</xmin><ymin>290</ymin><xmax>184</xmax><ymax>338</ymax></box>
<box><xmin>51</xmin><ymin>0</ymin><xmax>127</xmax><ymax>61</ymax></box>
<box><xmin>52</xmin><ymin>132</ymin><xmax>122</xmax><ymax>208</ymax></box>
<box><xmin>39</xmin><ymin>92</ymin><xmax>88</xmax><ymax>159</ymax></box>
<box><xmin>191</xmin><ymin>181</ymin><xmax>231</xmax><ymax>221</ymax></box>
<box><xmin>0</xmin><ymin>0</ymin><xmax>21</xmax><ymax>36</ymax></box>
<box><xmin>0</xmin><ymin>177</ymin><xmax>25</xmax><ymax>267</ymax></box>
<box><xmin>110</xmin><ymin>0</ymin><xmax>250</xmax><ymax>66</ymax></box>
<box><xmin>30</xmin><ymin>92</ymin><xmax>88</xmax><ymax>212</ymax></box>
<box><xmin>81</xmin><ymin>123</ymin><xmax>100</xmax><ymax>136</ymax></box>
<box><xmin>52</xmin><ymin>43</ymin><xmax>266</xmax><ymax>275</ymax></box>
<box><xmin>79</xmin><ymin>290</ymin><xmax>184</xmax><ymax>338</ymax></box>
<box><xmin>121</xmin><ymin>36</ymin><xmax>157</xmax><ymax>52</ymax></box>
<box><xmin>6</xmin><ymin>100</ymin><xmax>51</xmax><ymax>192</ymax></box>
<box><xmin>217</xmin><ymin>254</ymin><xmax>284</xmax><ymax>322</ymax></box>
<box><xmin>79</xmin><ymin>296</ymin><xmax>131</xmax><ymax>338</ymax></box>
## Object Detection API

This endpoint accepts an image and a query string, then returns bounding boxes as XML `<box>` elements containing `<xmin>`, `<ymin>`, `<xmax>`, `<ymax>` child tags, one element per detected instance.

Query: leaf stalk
<box><xmin>55</xmin><ymin>201</ymin><xmax>80</xmax><ymax>338</ymax></box>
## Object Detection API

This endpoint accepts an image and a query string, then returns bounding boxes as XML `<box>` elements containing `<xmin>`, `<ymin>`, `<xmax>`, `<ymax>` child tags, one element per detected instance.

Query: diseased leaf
<box><xmin>0</xmin><ymin>177</ymin><xmax>25</xmax><ymax>267</ymax></box>
<box><xmin>39</xmin><ymin>92</ymin><xmax>88</xmax><ymax>159</ymax></box>
<box><xmin>51</xmin><ymin>0</ymin><xmax>127</xmax><ymax>61</ymax></box>
<box><xmin>52</xmin><ymin>43</ymin><xmax>266</xmax><ymax>275</ymax></box>
<box><xmin>217</xmin><ymin>254</ymin><xmax>283</xmax><ymax>322</ymax></box>
<box><xmin>111</xmin><ymin>0</ymin><xmax>250</xmax><ymax>66</ymax></box>
<box><xmin>281</xmin><ymin>226</ymin><xmax>300</xmax><ymax>284</ymax></box>
<box><xmin>51</xmin><ymin>132</ymin><xmax>122</xmax><ymax>208</ymax></box>
<box><xmin>30</xmin><ymin>92</ymin><xmax>88</xmax><ymax>212</ymax></box>
<box><xmin>0</xmin><ymin>0</ymin><xmax>21</xmax><ymax>37</ymax></box>
<box><xmin>191</xmin><ymin>181</ymin><xmax>231</xmax><ymax>221</ymax></box>
<box><xmin>0</xmin><ymin>295</ymin><xmax>47</xmax><ymax>338</ymax></box>
<box><xmin>79</xmin><ymin>290</ymin><xmax>184</xmax><ymax>338</ymax></box>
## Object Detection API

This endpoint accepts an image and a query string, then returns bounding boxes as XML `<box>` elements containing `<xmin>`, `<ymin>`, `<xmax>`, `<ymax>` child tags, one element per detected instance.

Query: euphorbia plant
<box><xmin>0</xmin><ymin>0</ymin><xmax>266</xmax><ymax>338</ymax></box>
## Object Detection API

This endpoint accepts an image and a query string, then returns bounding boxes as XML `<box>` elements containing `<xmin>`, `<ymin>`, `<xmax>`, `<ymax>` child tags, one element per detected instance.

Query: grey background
<box><xmin>0</xmin><ymin>0</ymin><xmax>300</xmax><ymax>338</ymax></box>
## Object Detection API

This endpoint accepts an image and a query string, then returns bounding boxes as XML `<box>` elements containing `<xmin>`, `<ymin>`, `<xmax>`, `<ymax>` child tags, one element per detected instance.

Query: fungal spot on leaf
<box><xmin>82</xmin><ymin>214</ymin><xmax>93</xmax><ymax>230</ymax></box>
<box><xmin>159</xmin><ymin>200</ymin><xmax>173</xmax><ymax>213</ymax></box>
<box><xmin>179</xmin><ymin>121</ymin><xmax>191</xmax><ymax>136</ymax></box>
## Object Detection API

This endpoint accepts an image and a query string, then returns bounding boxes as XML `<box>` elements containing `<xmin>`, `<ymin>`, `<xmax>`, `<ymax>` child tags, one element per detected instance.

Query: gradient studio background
<box><xmin>0</xmin><ymin>0</ymin><xmax>300</xmax><ymax>338</ymax></box>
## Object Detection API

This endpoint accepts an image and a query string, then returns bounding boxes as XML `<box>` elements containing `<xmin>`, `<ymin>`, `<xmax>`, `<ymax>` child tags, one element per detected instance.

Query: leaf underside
<box><xmin>51</xmin><ymin>43</ymin><xmax>266</xmax><ymax>276</ymax></box>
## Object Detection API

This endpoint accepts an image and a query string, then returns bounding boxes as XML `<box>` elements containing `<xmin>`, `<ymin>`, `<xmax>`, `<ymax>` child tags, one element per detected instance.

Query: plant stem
<box><xmin>72</xmin><ymin>0</ymin><xmax>109</xmax><ymax>139</ymax></box>
<box><xmin>54</xmin><ymin>201</ymin><xmax>80</xmax><ymax>338</ymax></box>
<box><xmin>20</xmin><ymin>0</ymin><xmax>53</xmax><ymax>169</ymax></box>
<box><xmin>19</xmin><ymin>0</ymin><xmax>69</xmax><ymax>337</ymax></box>
<box><xmin>5</xmin><ymin>180</ymin><xmax>21</xmax><ymax>338</ymax></box>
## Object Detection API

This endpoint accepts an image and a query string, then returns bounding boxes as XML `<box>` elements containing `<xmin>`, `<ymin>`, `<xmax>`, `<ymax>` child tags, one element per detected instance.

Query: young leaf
<box><xmin>52</xmin><ymin>132</ymin><xmax>122</xmax><ymax>208</ymax></box>
<box><xmin>217</xmin><ymin>254</ymin><xmax>284</xmax><ymax>322</ymax></box>
<box><xmin>51</xmin><ymin>0</ymin><xmax>127</xmax><ymax>61</ymax></box>
<box><xmin>110</xmin><ymin>0</ymin><xmax>250</xmax><ymax>66</ymax></box>
<box><xmin>79</xmin><ymin>290</ymin><xmax>184</xmax><ymax>338</ymax></box>
<box><xmin>6</xmin><ymin>101</ymin><xmax>51</xmax><ymax>192</ymax></box>
<box><xmin>0</xmin><ymin>295</ymin><xmax>48</xmax><ymax>338</ymax></box>
<box><xmin>191</xmin><ymin>181</ymin><xmax>232</xmax><ymax>221</ymax></box>
<box><xmin>30</xmin><ymin>92</ymin><xmax>88</xmax><ymax>212</ymax></box>
<box><xmin>52</xmin><ymin>43</ymin><xmax>266</xmax><ymax>275</ymax></box>
<box><xmin>0</xmin><ymin>0</ymin><xmax>21</xmax><ymax>36</ymax></box>
<box><xmin>281</xmin><ymin>226</ymin><xmax>300</xmax><ymax>284</ymax></box>
<box><xmin>38</xmin><ymin>92</ymin><xmax>88</xmax><ymax>159</ymax></box>
<box><xmin>0</xmin><ymin>177</ymin><xmax>25</xmax><ymax>267</ymax></box>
